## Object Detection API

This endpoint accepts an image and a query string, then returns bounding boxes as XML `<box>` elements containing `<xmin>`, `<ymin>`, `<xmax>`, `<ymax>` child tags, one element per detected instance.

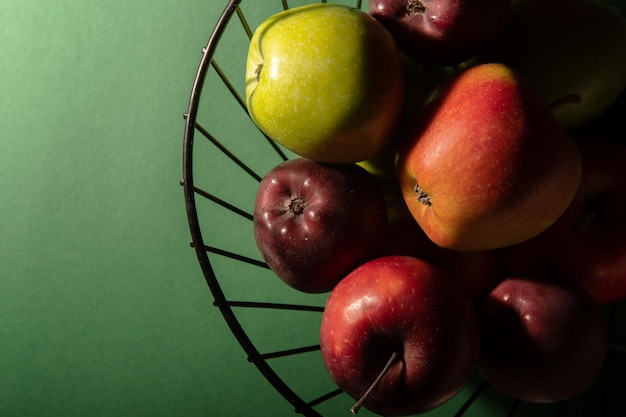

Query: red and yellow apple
<box><xmin>395</xmin><ymin>63</ymin><xmax>582</xmax><ymax>251</ymax></box>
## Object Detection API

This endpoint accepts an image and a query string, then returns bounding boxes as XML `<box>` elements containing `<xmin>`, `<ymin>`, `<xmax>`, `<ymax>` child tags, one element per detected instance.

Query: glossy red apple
<box><xmin>320</xmin><ymin>255</ymin><xmax>479</xmax><ymax>416</ymax></box>
<box><xmin>478</xmin><ymin>276</ymin><xmax>608</xmax><ymax>403</ymax></box>
<box><xmin>253</xmin><ymin>158</ymin><xmax>388</xmax><ymax>293</ymax></box>
<box><xmin>369</xmin><ymin>0</ymin><xmax>510</xmax><ymax>65</ymax></box>
<box><xmin>500</xmin><ymin>136</ymin><xmax>626</xmax><ymax>304</ymax></box>
<box><xmin>395</xmin><ymin>63</ymin><xmax>582</xmax><ymax>251</ymax></box>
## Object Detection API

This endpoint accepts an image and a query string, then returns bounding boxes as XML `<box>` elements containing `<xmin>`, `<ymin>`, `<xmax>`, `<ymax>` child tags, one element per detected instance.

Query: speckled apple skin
<box><xmin>396</xmin><ymin>63</ymin><xmax>582</xmax><ymax>251</ymax></box>
<box><xmin>246</xmin><ymin>4</ymin><xmax>404</xmax><ymax>164</ymax></box>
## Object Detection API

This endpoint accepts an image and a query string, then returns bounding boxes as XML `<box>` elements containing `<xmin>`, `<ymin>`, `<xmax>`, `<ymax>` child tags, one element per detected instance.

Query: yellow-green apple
<box><xmin>395</xmin><ymin>63</ymin><xmax>582</xmax><ymax>251</ymax></box>
<box><xmin>499</xmin><ymin>136</ymin><xmax>626</xmax><ymax>304</ymax></box>
<box><xmin>475</xmin><ymin>0</ymin><xmax>626</xmax><ymax>131</ymax></box>
<box><xmin>245</xmin><ymin>4</ymin><xmax>404</xmax><ymax>164</ymax></box>
<box><xmin>369</xmin><ymin>0</ymin><xmax>510</xmax><ymax>65</ymax></box>
<box><xmin>320</xmin><ymin>255</ymin><xmax>479</xmax><ymax>416</ymax></box>
<box><xmin>253</xmin><ymin>158</ymin><xmax>388</xmax><ymax>294</ymax></box>
<box><xmin>478</xmin><ymin>276</ymin><xmax>608</xmax><ymax>402</ymax></box>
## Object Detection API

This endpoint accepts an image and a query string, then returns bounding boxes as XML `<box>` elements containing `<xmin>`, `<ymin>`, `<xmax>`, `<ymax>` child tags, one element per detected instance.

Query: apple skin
<box><xmin>499</xmin><ymin>136</ymin><xmax>626</xmax><ymax>305</ymax></box>
<box><xmin>395</xmin><ymin>63</ymin><xmax>582</xmax><ymax>251</ymax></box>
<box><xmin>477</xmin><ymin>277</ymin><xmax>608</xmax><ymax>403</ymax></box>
<box><xmin>253</xmin><ymin>158</ymin><xmax>388</xmax><ymax>294</ymax></box>
<box><xmin>320</xmin><ymin>255</ymin><xmax>480</xmax><ymax>416</ymax></box>
<box><xmin>369</xmin><ymin>0</ymin><xmax>510</xmax><ymax>65</ymax></box>
<box><xmin>475</xmin><ymin>0</ymin><xmax>626</xmax><ymax>131</ymax></box>
<box><xmin>245</xmin><ymin>4</ymin><xmax>404</xmax><ymax>164</ymax></box>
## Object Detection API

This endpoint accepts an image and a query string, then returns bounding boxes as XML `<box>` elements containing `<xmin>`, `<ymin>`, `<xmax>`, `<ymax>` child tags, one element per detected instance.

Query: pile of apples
<box><xmin>244</xmin><ymin>0</ymin><xmax>626</xmax><ymax>415</ymax></box>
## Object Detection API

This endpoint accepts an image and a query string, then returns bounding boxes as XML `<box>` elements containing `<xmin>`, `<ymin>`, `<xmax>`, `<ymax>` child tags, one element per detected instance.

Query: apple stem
<box><xmin>546</xmin><ymin>94</ymin><xmax>581</xmax><ymax>111</ymax></box>
<box><xmin>350</xmin><ymin>351</ymin><xmax>399</xmax><ymax>415</ymax></box>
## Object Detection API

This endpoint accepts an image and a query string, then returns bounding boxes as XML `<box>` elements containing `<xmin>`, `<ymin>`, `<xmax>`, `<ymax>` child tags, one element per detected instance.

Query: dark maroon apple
<box><xmin>478</xmin><ymin>276</ymin><xmax>608</xmax><ymax>403</ymax></box>
<box><xmin>369</xmin><ymin>0</ymin><xmax>511</xmax><ymax>65</ymax></box>
<box><xmin>500</xmin><ymin>136</ymin><xmax>626</xmax><ymax>304</ymax></box>
<box><xmin>320</xmin><ymin>256</ymin><xmax>479</xmax><ymax>416</ymax></box>
<box><xmin>253</xmin><ymin>158</ymin><xmax>388</xmax><ymax>293</ymax></box>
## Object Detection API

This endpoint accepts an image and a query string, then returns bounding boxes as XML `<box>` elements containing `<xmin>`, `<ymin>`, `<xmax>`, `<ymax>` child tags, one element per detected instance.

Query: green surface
<box><xmin>1</xmin><ymin>1</ymin><xmax>624</xmax><ymax>417</ymax></box>
<box><xmin>0</xmin><ymin>1</ymin><xmax>279</xmax><ymax>416</ymax></box>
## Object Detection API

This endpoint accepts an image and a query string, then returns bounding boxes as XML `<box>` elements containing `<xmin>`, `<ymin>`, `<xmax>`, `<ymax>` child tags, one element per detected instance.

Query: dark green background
<box><xmin>1</xmin><ymin>1</ymin><xmax>624</xmax><ymax>417</ymax></box>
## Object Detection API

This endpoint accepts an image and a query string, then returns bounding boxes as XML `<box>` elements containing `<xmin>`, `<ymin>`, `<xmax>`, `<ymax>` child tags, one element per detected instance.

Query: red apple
<box><xmin>253</xmin><ymin>158</ymin><xmax>388</xmax><ymax>293</ymax></box>
<box><xmin>320</xmin><ymin>255</ymin><xmax>479</xmax><ymax>416</ymax></box>
<box><xmin>395</xmin><ymin>63</ymin><xmax>582</xmax><ymax>251</ymax></box>
<box><xmin>477</xmin><ymin>276</ymin><xmax>609</xmax><ymax>403</ymax></box>
<box><xmin>500</xmin><ymin>136</ymin><xmax>626</xmax><ymax>304</ymax></box>
<box><xmin>369</xmin><ymin>0</ymin><xmax>511</xmax><ymax>65</ymax></box>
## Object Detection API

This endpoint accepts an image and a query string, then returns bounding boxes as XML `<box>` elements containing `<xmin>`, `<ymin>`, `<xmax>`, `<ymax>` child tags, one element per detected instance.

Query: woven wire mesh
<box><xmin>181</xmin><ymin>1</ymin><xmax>626</xmax><ymax>416</ymax></box>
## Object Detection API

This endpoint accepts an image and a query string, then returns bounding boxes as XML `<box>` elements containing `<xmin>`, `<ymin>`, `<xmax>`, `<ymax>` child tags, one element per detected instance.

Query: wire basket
<box><xmin>182</xmin><ymin>1</ymin><xmax>626</xmax><ymax>416</ymax></box>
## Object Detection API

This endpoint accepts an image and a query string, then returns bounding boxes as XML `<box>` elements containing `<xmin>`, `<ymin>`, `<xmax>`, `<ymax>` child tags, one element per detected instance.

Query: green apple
<box><xmin>475</xmin><ymin>0</ymin><xmax>626</xmax><ymax>132</ymax></box>
<box><xmin>245</xmin><ymin>4</ymin><xmax>404</xmax><ymax>164</ymax></box>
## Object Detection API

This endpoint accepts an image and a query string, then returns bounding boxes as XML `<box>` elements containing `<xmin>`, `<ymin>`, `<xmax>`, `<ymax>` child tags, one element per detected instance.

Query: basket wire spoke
<box><xmin>183</xmin><ymin>1</ymin><xmax>625</xmax><ymax>416</ymax></box>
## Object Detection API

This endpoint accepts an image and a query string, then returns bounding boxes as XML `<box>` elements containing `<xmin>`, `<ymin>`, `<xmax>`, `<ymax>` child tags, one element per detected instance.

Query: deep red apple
<box><xmin>369</xmin><ymin>0</ymin><xmax>511</xmax><ymax>65</ymax></box>
<box><xmin>500</xmin><ymin>136</ymin><xmax>626</xmax><ymax>304</ymax></box>
<box><xmin>320</xmin><ymin>255</ymin><xmax>479</xmax><ymax>416</ymax></box>
<box><xmin>253</xmin><ymin>158</ymin><xmax>388</xmax><ymax>293</ymax></box>
<box><xmin>478</xmin><ymin>276</ymin><xmax>608</xmax><ymax>403</ymax></box>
